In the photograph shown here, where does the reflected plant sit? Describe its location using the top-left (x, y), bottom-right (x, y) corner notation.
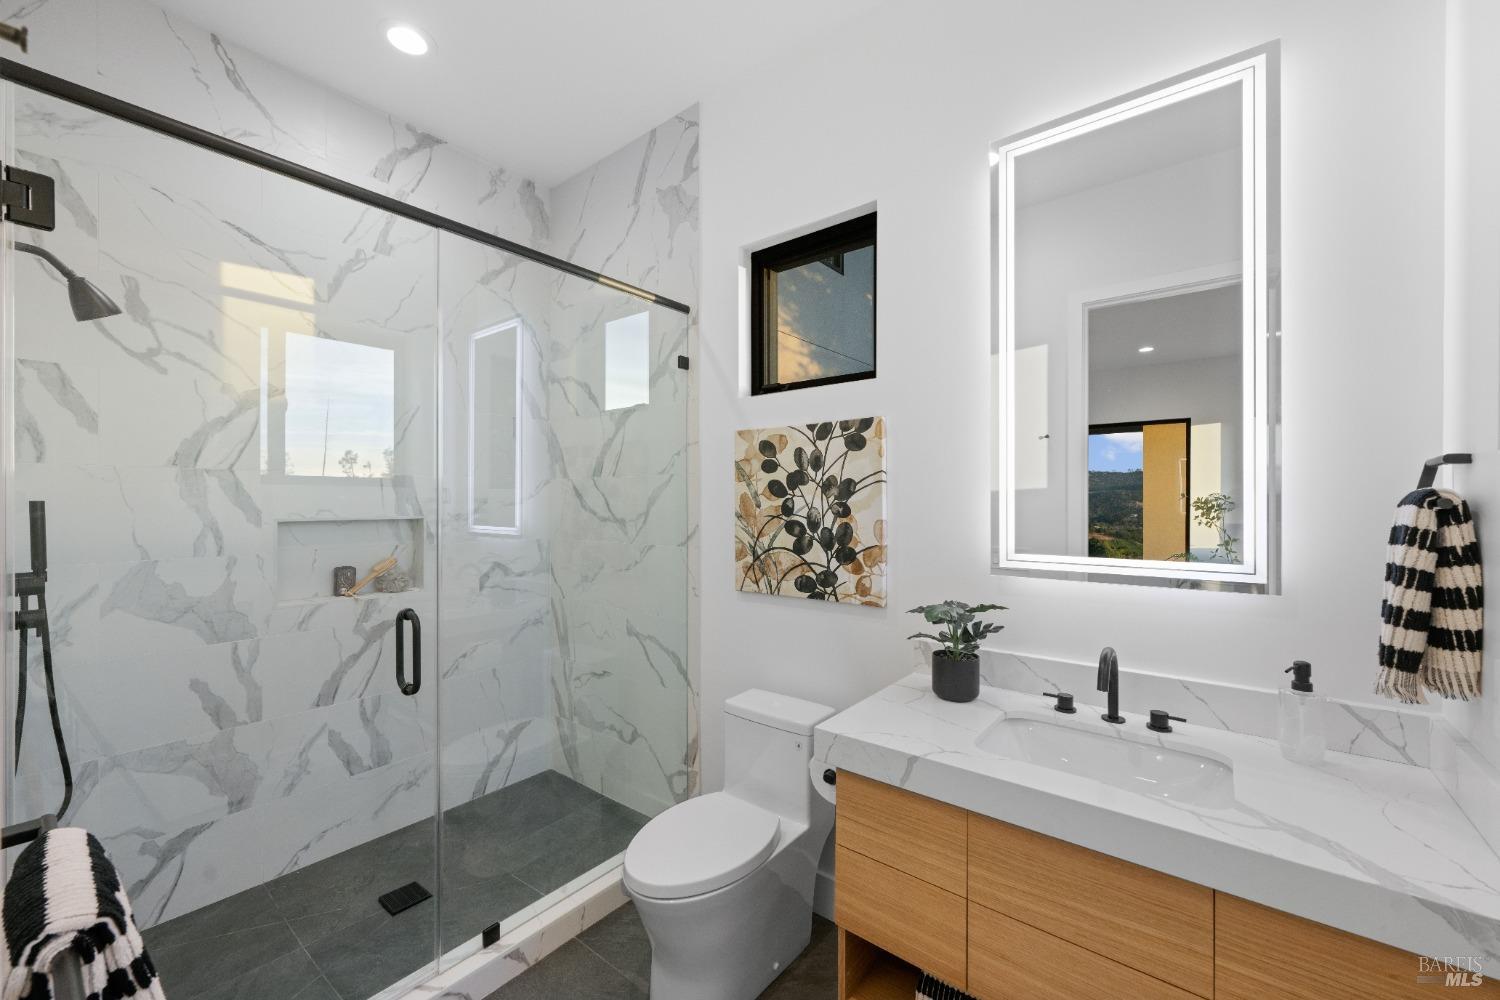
top-left (735, 419), bottom-right (886, 602)
top-left (1173, 492), bottom-right (1238, 563)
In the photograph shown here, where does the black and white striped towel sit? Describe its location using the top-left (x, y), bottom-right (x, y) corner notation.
top-left (2, 827), bottom-right (164, 1000)
top-left (916, 970), bottom-right (976, 1000)
top-left (1377, 488), bottom-right (1484, 704)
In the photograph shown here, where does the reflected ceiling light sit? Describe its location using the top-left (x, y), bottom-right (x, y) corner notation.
top-left (386, 24), bottom-right (429, 55)
top-left (1137, 345), bottom-right (1155, 353)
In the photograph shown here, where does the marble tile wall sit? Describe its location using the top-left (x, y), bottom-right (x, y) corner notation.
top-left (0, 0), bottom-right (699, 940)
top-left (544, 110), bottom-right (700, 816)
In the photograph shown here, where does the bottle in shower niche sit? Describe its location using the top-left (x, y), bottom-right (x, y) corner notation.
top-left (1278, 660), bottom-right (1326, 764)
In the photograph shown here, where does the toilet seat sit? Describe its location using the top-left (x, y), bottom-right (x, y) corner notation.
top-left (623, 792), bottom-right (780, 900)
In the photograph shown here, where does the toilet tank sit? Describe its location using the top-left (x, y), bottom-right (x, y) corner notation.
top-left (723, 690), bottom-right (835, 825)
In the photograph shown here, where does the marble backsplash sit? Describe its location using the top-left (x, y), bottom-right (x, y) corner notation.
top-left (910, 642), bottom-right (1439, 768)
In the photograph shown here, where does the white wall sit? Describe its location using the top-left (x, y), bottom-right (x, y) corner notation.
top-left (697, 0), bottom-right (1447, 790)
top-left (1442, 0), bottom-right (1500, 764)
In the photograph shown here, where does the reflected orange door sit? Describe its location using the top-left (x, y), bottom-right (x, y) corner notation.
top-left (1141, 422), bottom-right (1189, 560)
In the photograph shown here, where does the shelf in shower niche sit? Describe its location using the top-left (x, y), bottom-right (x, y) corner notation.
top-left (275, 517), bottom-right (425, 603)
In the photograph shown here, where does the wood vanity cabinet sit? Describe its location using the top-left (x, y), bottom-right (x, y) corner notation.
top-left (833, 771), bottom-right (1499, 999)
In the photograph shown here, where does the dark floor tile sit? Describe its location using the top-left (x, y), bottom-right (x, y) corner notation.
top-left (444, 771), bottom-right (605, 848)
top-left (439, 875), bottom-right (542, 953)
top-left (185, 944), bottom-right (325, 1000)
top-left (142, 884), bottom-right (283, 953)
top-left (577, 902), bottom-right (651, 991)
top-left (270, 824), bottom-right (439, 948)
top-left (304, 901), bottom-right (440, 1000)
top-left (150, 920), bottom-right (304, 1000)
top-left (289, 977), bottom-right (341, 1000)
top-left (485, 908), bottom-right (838, 1000)
top-left (509, 799), bottom-right (649, 896)
top-left (485, 939), bottom-right (646, 1000)
top-left (761, 916), bottom-right (839, 1000)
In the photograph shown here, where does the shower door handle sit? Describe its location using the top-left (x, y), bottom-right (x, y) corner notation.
top-left (395, 608), bottom-right (421, 696)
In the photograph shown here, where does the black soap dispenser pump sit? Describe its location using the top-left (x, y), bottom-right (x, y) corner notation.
top-left (1277, 660), bottom-right (1325, 764)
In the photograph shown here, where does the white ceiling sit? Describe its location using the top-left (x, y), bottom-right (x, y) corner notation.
top-left (1015, 83), bottom-right (1242, 208)
top-left (1088, 282), bottom-right (1242, 371)
top-left (157, 0), bottom-right (881, 187)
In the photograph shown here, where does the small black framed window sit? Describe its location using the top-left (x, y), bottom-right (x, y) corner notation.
top-left (750, 212), bottom-right (876, 394)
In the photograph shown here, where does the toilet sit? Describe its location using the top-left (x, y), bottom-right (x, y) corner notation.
top-left (623, 689), bottom-right (836, 1000)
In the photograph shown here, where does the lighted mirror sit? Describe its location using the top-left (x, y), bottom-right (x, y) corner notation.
top-left (470, 319), bottom-right (522, 533)
top-left (995, 44), bottom-right (1279, 590)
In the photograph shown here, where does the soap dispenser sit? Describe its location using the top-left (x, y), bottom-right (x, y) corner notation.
top-left (1278, 660), bottom-right (1326, 764)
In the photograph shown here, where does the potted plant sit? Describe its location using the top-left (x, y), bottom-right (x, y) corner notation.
top-left (908, 600), bottom-right (1006, 702)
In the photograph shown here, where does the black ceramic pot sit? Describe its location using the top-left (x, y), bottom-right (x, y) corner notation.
top-left (931, 650), bottom-right (980, 703)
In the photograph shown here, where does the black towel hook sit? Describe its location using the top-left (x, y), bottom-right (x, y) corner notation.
top-left (1418, 453), bottom-right (1472, 508)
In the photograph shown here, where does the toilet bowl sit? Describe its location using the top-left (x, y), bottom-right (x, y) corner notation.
top-left (623, 690), bottom-right (836, 1000)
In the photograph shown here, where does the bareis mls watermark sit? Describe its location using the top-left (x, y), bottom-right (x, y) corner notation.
top-left (1416, 956), bottom-right (1486, 987)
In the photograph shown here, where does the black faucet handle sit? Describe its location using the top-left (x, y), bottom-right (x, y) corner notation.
top-left (1042, 691), bottom-right (1077, 714)
top-left (1147, 709), bottom-right (1186, 733)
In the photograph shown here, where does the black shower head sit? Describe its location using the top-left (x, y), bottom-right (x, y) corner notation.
top-left (15, 241), bottom-right (123, 322)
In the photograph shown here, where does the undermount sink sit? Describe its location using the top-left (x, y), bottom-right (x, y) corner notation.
top-left (976, 715), bottom-right (1236, 808)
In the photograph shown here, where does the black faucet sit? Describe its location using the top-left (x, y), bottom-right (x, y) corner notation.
top-left (1097, 647), bottom-right (1125, 724)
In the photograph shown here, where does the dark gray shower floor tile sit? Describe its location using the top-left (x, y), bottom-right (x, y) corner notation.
top-left (142, 884), bottom-right (283, 953)
top-left (150, 920), bottom-right (304, 1000)
top-left (138, 771), bottom-right (638, 1000)
top-left (187, 945), bottom-right (326, 1000)
top-left (303, 902), bottom-right (439, 1000)
top-left (486, 904), bottom-right (838, 1000)
top-left (509, 799), bottom-right (649, 896)
top-left (440, 875), bottom-right (542, 953)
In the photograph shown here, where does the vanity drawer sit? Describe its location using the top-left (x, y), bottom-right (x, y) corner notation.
top-left (836, 770), bottom-right (967, 895)
top-left (968, 813), bottom-right (1213, 998)
top-left (1216, 893), bottom-right (1500, 998)
top-left (968, 902), bottom-right (1200, 1000)
top-left (835, 845), bottom-right (967, 989)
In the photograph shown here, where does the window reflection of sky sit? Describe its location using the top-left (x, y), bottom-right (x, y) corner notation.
top-left (1088, 431), bottom-right (1143, 472)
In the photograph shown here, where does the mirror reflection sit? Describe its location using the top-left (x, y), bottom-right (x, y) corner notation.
top-left (1000, 52), bottom-right (1273, 585)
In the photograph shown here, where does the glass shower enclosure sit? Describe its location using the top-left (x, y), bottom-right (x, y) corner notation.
top-left (1, 67), bottom-right (690, 1000)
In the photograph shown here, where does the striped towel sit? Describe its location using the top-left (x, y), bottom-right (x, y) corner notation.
top-left (2, 827), bottom-right (164, 1000)
top-left (1377, 488), bottom-right (1484, 703)
top-left (917, 970), bottom-right (976, 999)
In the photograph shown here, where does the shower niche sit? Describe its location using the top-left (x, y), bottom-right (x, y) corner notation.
top-left (274, 516), bottom-right (425, 602)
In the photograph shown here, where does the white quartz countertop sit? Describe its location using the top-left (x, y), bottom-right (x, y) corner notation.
top-left (814, 673), bottom-right (1500, 964)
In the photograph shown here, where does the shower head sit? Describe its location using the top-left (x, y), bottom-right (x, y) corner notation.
top-left (14, 241), bottom-right (123, 322)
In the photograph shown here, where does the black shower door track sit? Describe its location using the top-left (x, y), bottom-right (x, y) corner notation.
top-left (0, 58), bottom-right (691, 315)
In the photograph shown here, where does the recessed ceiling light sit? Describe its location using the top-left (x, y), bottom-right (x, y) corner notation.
top-left (386, 24), bottom-right (429, 56)
top-left (1137, 345), bottom-right (1155, 353)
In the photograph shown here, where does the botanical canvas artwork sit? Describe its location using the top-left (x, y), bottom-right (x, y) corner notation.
top-left (735, 418), bottom-right (887, 605)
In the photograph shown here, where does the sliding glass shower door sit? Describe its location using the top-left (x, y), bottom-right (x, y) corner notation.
top-left (1, 70), bottom-right (692, 1000)
top-left (3, 85), bottom-right (444, 996)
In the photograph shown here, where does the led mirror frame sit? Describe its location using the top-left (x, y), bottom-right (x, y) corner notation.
top-left (992, 43), bottom-right (1279, 590)
top-left (468, 318), bottom-right (524, 536)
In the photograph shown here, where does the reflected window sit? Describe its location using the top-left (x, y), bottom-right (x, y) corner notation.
top-left (750, 213), bottom-right (876, 394)
top-left (470, 319), bottom-right (522, 533)
top-left (232, 262), bottom-right (398, 480)
top-left (605, 311), bottom-right (650, 410)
